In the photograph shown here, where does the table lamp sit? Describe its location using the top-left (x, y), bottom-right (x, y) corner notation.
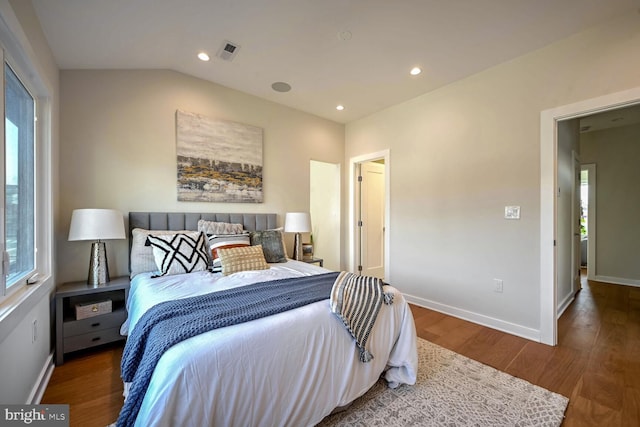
top-left (68, 209), bottom-right (126, 287)
top-left (284, 212), bottom-right (311, 261)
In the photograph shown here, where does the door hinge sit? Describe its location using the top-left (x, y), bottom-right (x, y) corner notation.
top-left (357, 265), bottom-right (362, 272)
top-left (358, 175), bottom-right (363, 182)
top-left (358, 220), bottom-right (363, 227)
top-left (553, 240), bottom-right (556, 246)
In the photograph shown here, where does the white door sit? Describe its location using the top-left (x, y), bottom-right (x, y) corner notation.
top-left (358, 162), bottom-right (385, 278)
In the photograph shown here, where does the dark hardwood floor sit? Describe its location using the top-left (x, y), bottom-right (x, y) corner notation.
top-left (42, 272), bottom-right (640, 426)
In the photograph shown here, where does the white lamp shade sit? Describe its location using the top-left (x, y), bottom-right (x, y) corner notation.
top-left (68, 209), bottom-right (126, 241)
top-left (284, 212), bottom-right (311, 233)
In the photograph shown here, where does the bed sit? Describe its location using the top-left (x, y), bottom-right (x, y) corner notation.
top-left (116, 212), bottom-right (418, 427)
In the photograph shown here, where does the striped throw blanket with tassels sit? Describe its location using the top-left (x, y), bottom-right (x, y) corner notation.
top-left (330, 271), bottom-right (394, 362)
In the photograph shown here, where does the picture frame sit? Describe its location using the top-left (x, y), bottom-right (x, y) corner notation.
top-left (176, 110), bottom-right (263, 203)
top-left (302, 243), bottom-right (313, 260)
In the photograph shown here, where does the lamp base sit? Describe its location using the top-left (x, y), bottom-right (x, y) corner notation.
top-left (88, 241), bottom-right (110, 287)
top-left (292, 233), bottom-right (303, 261)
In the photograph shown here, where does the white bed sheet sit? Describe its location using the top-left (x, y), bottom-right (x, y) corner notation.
top-left (123, 260), bottom-right (418, 427)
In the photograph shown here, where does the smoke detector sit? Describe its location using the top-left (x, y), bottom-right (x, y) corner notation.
top-left (217, 40), bottom-right (240, 61)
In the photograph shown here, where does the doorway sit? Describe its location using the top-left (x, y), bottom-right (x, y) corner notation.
top-left (309, 160), bottom-right (340, 271)
top-left (349, 150), bottom-right (390, 280)
top-left (357, 161), bottom-right (385, 278)
top-left (540, 86), bottom-right (640, 345)
top-left (580, 164), bottom-right (596, 278)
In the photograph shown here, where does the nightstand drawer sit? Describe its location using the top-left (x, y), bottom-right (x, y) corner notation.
top-left (63, 326), bottom-right (124, 353)
top-left (63, 309), bottom-right (126, 337)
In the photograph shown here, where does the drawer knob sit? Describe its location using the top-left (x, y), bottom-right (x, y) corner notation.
top-left (91, 337), bottom-right (101, 342)
top-left (91, 322), bottom-right (100, 327)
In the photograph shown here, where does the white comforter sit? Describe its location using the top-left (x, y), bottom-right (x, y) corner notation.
top-left (122, 260), bottom-right (418, 427)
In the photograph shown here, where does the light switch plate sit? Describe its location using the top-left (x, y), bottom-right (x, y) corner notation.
top-left (505, 206), bottom-right (520, 219)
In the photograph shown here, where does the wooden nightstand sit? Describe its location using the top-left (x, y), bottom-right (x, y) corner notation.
top-left (303, 257), bottom-right (324, 267)
top-left (55, 276), bottom-right (130, 365)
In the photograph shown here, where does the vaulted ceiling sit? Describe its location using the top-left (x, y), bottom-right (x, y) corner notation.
top-left (32, 0), bottom-right (638, 123)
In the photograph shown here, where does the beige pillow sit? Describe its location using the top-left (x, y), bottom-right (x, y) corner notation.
top-left (218, 245), bottom-right (270, 276)
top-left (130, 228), bottom-right (192, 278)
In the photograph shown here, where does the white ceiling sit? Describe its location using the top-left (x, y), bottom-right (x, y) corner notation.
top-left (579, 103), bottom-right (640, 133)
top-left (32, 0), bottom-right (638, 123)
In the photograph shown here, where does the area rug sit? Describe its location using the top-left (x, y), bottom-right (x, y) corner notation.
top-left (317, 338), bottom-right (569, 426)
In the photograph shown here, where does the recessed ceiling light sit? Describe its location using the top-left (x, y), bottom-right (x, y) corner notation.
top-left (271, 82), bottom-right (292, 93)
top-left (336, 105), bottom-right (345, 111)
top-left (197, 52), bottom-right (210, 61)
top-left (410, 67), bottom-right (422, 76)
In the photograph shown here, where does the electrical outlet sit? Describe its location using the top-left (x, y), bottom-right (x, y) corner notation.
top-left (493, 279), bottom-right (503, 293)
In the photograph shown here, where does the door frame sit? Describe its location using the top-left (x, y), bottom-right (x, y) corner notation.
top-left (571, 151), bottom-right (581, 295)
top-left (582, 163), bottom-right (596, 279)
top-left (348, 149), bottom-right (390, 279)
top-left (539, 86), bottom-right (640, 345)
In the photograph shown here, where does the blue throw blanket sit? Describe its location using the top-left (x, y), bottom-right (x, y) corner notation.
top-left (117, 271), bottom-right (340, 427)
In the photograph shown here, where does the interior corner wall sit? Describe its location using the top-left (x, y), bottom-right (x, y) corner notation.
top-left (580, 123), bottom-right (640, 283)
top-left (345, 12), bottom-right (640, 338)
top-left (58, 70), bottom-right (345, 283)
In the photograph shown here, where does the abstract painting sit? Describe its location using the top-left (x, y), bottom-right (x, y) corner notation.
top-left (176, 110), bottom-right (263, 203)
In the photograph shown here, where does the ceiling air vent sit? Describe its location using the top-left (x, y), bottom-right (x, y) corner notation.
top-left (217, 40), bottom-right (240, 61)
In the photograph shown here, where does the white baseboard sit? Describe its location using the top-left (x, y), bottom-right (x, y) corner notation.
top-left (404, 294), bottom-right (541, 343)
top-left (594, 275), bottom-right (640, 288)
top-left (28, 351), bottom-right (54, 404)
top-left (556, 292), bottom-right (575, 318)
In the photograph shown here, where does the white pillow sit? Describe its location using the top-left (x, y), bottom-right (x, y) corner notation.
top-left (147, 231), bottom-right (209, 277)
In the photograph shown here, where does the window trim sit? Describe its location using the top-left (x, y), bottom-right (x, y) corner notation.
top-left (0, 7), bottom-right (53, 305)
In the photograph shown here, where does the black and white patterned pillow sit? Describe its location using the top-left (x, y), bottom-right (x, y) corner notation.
top-left (147, 231), bottom-right (209, 276)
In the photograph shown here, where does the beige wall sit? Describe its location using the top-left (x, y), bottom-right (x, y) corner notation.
top-left (581, 123), bottom-right (640, 283)
top-left (345, 12), bottom-right (640, 338)
top-left (58, 70), bottom-right (344, 282)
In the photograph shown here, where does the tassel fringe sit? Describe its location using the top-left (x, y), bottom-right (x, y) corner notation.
top-left (359, 348), bottom-right (374, 363)
top-left (384, 292), bottom-right (394, 305)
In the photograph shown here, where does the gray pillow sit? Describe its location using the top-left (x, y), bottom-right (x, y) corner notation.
top-left (249, 230), bottom-right (287, 263)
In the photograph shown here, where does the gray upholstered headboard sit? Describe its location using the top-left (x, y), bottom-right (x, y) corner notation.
top-left (128, 212), bottom-right (278, 235)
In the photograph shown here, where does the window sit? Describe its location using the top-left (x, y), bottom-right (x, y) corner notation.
top-left (2, 62), bottom-right (36, 296)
